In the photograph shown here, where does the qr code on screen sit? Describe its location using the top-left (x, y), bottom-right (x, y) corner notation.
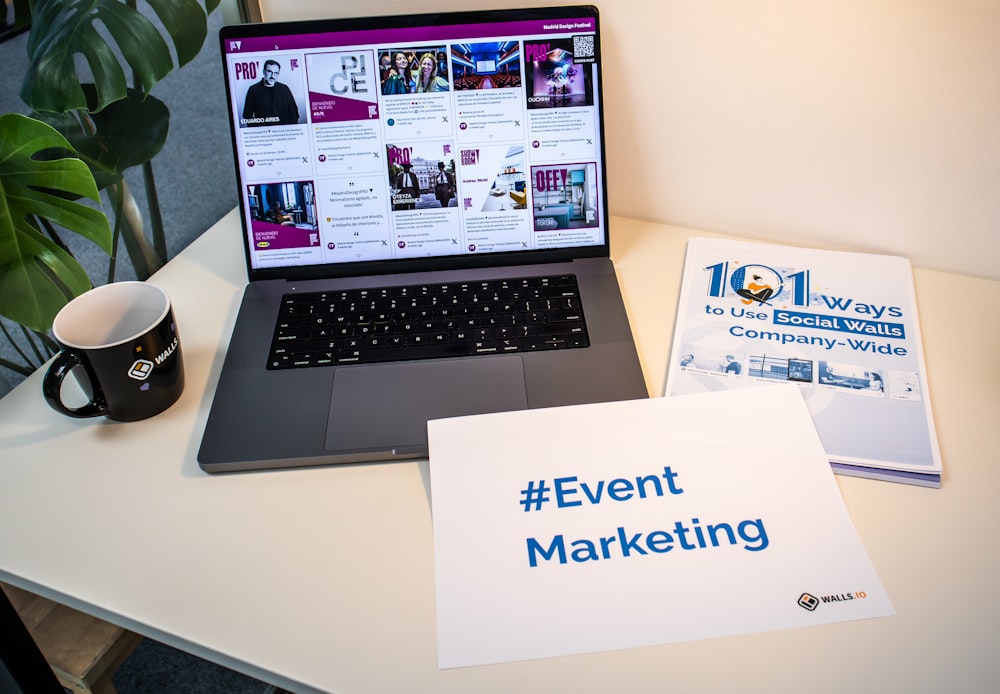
top-left (572, 34), bottom-right (596, 63)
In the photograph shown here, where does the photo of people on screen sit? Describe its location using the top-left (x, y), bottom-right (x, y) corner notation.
top-left (381, 51), bottom-right (414, 95)
top-left (388, 151), bottom-right (457, 211)
top-left (416, 52), bottom-right (450, 93)
top-left (245, 181), bottom-right (319, 252)
top-left (247, 181), bottom-right (316, 230)
top-left (393, 163), bottom-right (420, 210)
top-left (241, 59), bottom-right (300, 127)
top-left (380, 47), bottom-right (449, 95)
top-left (433, 162), bottom-right (456, 208)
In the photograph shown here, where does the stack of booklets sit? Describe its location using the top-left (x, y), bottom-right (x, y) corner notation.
top-left (664, 237), bottom-right (942, 487)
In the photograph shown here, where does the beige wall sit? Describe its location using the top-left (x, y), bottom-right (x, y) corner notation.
top-left (257, 0), bottom-right (1000, 279)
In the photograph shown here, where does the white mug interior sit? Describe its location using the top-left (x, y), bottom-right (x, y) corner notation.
top-left (52, 282), bottom-right (171, 350)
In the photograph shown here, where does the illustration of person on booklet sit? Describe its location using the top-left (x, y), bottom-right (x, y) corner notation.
top-left (737, 275), bottom-right (775, 305)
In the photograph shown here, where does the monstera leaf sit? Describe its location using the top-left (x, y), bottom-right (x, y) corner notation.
top-left (38, 86), bottom-right (170, 186)
top-left (21, 0), bottom-right (221, 114)
top-left (0, 114), bottom-right (113, 332)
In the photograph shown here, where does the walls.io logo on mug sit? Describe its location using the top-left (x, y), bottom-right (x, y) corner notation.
top-left (128, 360), bottom-right (154, 381)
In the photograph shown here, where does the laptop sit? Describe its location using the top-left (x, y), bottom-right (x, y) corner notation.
top-left (198, 5), bottom-right (647, 472)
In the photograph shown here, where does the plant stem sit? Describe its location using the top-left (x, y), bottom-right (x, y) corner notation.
top-left (107, 182), bottom-right (125, 284)
top-left (37, 216), bottom-right (74, 256)
top-left (143, 160), bottom-right (167, 263)
top-left (0, 358), bottom-right (35, 378)
top-left (112, 180), bottom-right (162, 280)
top-left (126, 0), bottom-right (167, 266)
top-left (19, 324), bottom-right (47, 364)
top-left (34, 331), bottom-right (60, 354)
top-left (0, 320), bottom-right (38, 372)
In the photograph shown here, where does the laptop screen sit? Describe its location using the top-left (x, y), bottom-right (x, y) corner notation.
top-left (220, 6), bottom-right (608, 279)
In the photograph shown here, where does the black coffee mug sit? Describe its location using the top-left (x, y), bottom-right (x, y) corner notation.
top-left (42, 282), bottom-right (184, 421)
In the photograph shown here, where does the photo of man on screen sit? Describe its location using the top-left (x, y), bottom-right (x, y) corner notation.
top-left (242, 58), bottom-right (300, 126)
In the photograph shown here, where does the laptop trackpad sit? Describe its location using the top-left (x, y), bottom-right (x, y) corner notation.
top-left (325, 356), bottom-right (528, 453)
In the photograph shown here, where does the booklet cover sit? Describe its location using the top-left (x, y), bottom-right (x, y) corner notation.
top-left (664, 237), bottom-right (942, 487)
top-left (428, 386), bottom-right (894, 669)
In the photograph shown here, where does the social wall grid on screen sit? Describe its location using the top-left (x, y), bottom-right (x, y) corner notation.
top-left (223, 18), bottom-right (605, 270)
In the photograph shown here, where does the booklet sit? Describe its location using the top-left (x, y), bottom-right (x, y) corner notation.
top-left (428, 386), bottom-right (894, 669)
top-left (664, 237), bottom-right (942, 487)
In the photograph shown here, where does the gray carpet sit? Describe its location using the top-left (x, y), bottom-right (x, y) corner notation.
top-left (111, 639), bottom-right (275, 693)
top-left (2, 9), bottom-right (282, 694)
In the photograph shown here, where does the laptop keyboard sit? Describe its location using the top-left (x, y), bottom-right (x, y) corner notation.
top-left (267, 274), bottom-right (590, 369)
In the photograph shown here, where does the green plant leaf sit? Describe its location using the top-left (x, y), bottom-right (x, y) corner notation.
top-left (38, 87), bottom-right (170, 181)
top-left (22, 0), bottom-right (213, 114)
top-left (34, 110), bottom-right (126, 191)
top-left (0, 114), bottom-right (113, 332)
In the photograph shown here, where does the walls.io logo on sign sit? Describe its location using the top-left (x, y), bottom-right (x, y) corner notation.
top-left (798, 590), bottom-right (869, 611)
top-left (797, 593), bottom-right (820, 611)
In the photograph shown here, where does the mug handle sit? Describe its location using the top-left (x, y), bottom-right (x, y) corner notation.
top-left (42, 350), bottom-right (108, 418)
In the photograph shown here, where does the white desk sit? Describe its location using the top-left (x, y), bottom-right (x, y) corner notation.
top-left (1, 211), bottom-right (998, 693)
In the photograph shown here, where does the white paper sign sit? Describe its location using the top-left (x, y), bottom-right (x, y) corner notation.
top-left (428, 385), bottom-right (893, 668)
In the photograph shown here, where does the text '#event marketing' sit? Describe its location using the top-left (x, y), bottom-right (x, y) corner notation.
top-left (518, 466), bottom-right (770, 567)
